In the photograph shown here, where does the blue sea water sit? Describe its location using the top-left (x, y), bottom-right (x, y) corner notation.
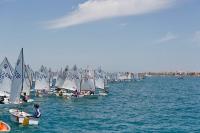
top-left (1, 76), bottom-right (200, 132)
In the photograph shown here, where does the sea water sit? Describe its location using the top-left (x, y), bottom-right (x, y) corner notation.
top-left (1, 76), bottom-right (200, 132)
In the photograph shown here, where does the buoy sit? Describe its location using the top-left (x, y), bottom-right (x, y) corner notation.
top-left (22, 117), bottom-right (29, 126)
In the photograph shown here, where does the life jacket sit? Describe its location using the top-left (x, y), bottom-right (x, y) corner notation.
top-left (34, 108), bottom-right (41, 118)
top-left (22, 96), bottom-right (27, 102)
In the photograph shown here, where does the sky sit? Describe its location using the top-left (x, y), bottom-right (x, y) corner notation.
top-left (0, 0), bottom-right (200, 72)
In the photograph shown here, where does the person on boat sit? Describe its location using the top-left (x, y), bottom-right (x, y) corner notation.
top-left (0, 95), bottom-right (7, 104)
top-left (84, 91), bottom-right (90, 96)
top-left (33, 104), bottom-right (41, 118)
top-left (72, 90), bottom-right (78, 97)
top-left (22, 93), bottom-right (29, 102)
top-left (42, 89), bottom-right (48, 95)
top-left (0, 96), bottom-right (5, 104)
top-left (59, 90), bottom-right (63, 96)
top-left (35, 90), bottom-right (39, 97)
top-left (90, 91), bottom-right (94, 95)
top-left (104, 88), bottom-right (109, 94)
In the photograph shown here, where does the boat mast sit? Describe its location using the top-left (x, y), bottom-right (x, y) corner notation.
top-left (80, 74), bottom-right (82, 92)
top-left (104, 77), bottom-right (105, 90)
top-left (93, 70), bottom-right (96, 91)
top-left (21, 48), bottom-right (24, 92)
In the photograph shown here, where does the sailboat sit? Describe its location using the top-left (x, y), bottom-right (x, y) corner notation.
top-left (95, 78), bottom-right (108, 96)
top-left (127, 72), bottom-right (133, 81)
top-left (34, 71), bottom-right (50, 97)
top-left (53, 68), bottom-right (68, 97)
top-left (134, 73), bottom-right (141, 81)
top-left (62, 79), bottom-right (78, 97)
top-left (9, 48), bottom-right (24, 104)
top-left (21, 65), bottom-right (33, 96)
top-left (9, 48), bottom-right (39, 125)
top-left (55, 69), bottom-right (65, 89)
top-left (95, 71), bottom-right (108, 96)
top-left (60, 70), bottom-right (81, 98)
top-left (0, 57), bottom-right (14, 104)
top-left (9, 48), bottom-right (33, 104)
top-left (78, 70), bottom-right (98, 99)
top-left (20, 65), bottom-right (34, 103)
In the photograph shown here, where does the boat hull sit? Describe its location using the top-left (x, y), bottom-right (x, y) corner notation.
top-left (9, 109), bottom-right (39, 125)
top-left (70, 94), bottom-right (98, 99)
top-left (99, 92), bottom-right (108, 96)
top-left (83, 94), bottom-right (98, 99)
top-left (0, 121), bottom-right (11, 132)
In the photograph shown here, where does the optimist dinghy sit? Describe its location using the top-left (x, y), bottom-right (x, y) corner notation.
top-left (9, 109), bottom-right (39, 125)
top-left (0, 121), bottom-right (11, 132)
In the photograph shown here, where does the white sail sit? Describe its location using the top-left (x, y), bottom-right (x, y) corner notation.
top-left (61, 70), bottom-right (80, 91)
top-left (34, 71), bottom-right (49, 91)
top-left (21, 65), bottom-right (32, 95)
top-left (134, 73), bottom-right (139, 80)
top-left (9, 48), bottom-right (24, 104)
top-left (94, 70), bottom-right (105, 90)
top-left (71, 68), bottom-right (81, 92)
top-left (35, 78), bottom-right (49, 91)
top-left (62, 79), bottom-right (77, 91)
top-left (127, 73), bottom-right (132, 80)
top-left (81, 78), bottom-right (95, 92)
top-left (74, 79), bottom-right (81, 92)
top-left (80, 69), bottom-right (95, 92)
top-left (118, 73), bottom-right (127, 80)
top-left (55, 73), bottom-right (65, 88)
top-left (95, 78), bottom-right (104, 89)
top-left (0, 57), bottom-right (14, 96)
top-left (22, 78), bottom-right (31, 95)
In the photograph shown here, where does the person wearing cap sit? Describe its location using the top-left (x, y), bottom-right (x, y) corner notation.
top-left (72, 90), bottom-right (78, 97)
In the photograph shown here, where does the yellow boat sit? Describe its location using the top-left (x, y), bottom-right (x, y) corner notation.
top-left (0, 121), bottom-right (10, 132)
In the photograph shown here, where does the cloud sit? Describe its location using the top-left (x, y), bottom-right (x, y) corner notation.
top-left (46, 0), bottom-right (175, 29)
top-left (156, 32), bottom-right (177, 44)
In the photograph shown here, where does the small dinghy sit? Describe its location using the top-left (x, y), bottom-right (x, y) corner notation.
top-left (0, 121), bottom-right (11, 132)
top-left (9, 109), bottom-right (39, 125)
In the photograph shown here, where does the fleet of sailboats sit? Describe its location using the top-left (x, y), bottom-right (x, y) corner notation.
top-left (0, 48), bottom-right (144, 105)
top-left (0, 48), bottom-right (143, 128)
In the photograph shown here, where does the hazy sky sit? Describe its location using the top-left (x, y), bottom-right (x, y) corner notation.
top-left (0, 0), bottom-right (200, 72)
